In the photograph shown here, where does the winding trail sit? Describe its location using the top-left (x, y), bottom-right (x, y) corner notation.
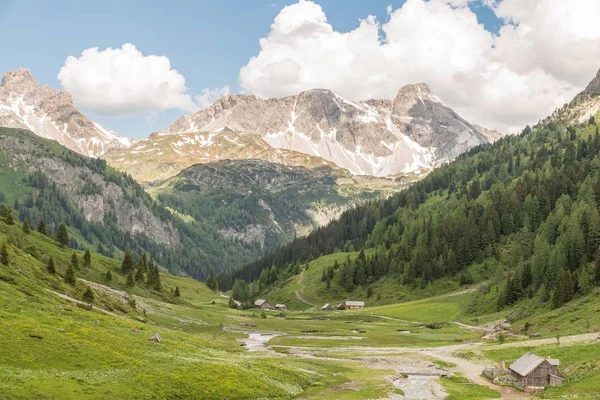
top-left (294, 270), bottom-right (317, 310)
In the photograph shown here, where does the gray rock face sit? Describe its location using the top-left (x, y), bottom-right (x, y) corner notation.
top-left (0, 69), bottom-right (132, 157)
top-left (165, 84), bottom-right (499, 177)
top-left (548, 68), bottom-right (600, 125)
top-left (583, 68), bottom-right (600, 96)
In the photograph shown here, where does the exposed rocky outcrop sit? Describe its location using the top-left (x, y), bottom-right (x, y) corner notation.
top-left (0, 69), bottom-right (133, 157)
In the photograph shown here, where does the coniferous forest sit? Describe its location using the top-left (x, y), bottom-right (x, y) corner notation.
top-left (225, 119), bottom-right (600, 312)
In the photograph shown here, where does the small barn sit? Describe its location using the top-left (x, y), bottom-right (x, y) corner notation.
top-left (254, 299), bottom-right (274, 310)
top-left (509, 352), bottom-right (564, 389)
top-left (274, 304), bottom-right (287, 311)
top-left (344, 300), bottom-right (365, 310)
top-left (321, 304), bottom-right (333, 311)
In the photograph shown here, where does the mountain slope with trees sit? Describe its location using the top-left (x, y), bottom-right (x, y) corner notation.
top-left (226, 71), bottom-right (600, 318)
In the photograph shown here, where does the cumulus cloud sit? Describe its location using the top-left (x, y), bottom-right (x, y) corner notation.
top-left (58, 43), bottom-right (198, 117)
top-left (239, 0), bottom-right (600, 132)
top-left (195, 86), bottom-right (231, 110)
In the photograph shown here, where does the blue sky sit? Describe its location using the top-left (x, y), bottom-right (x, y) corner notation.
top-left (2, 0), bottom-right (596, 137)
top-left (0, 1), bottom-right (503, 137)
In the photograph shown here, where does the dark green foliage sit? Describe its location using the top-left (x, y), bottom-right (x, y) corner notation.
top-left (126, 271), bottom-right (135, 288)
top-left (71, 252), bottom-right (79, 270)
top-left (135, 261), bottom-right (145, 282)
top-left (228, 296), bottom-right (236, 309)
top-left (64, 265), bottom-right (76, 286)
top-left (46, 256), bottom-right (56, 274)
top-left (37, 220), bottom-right (47, 236)
top-left (56, 223), bottom-right (69, 248)
top-left (231, 279), bottom-right (251, 303)
top-left (22, 220), bottom-right (31, 234)
top-left (6, 210), bottom-right (14, 225)
top-left (367, 286), bottom-right (373, 298)
top-left (1, 242), bottom-right (9, 266)
top-left (552, 269), bottom-right (574, 309)
top-left (121, 249), bottom-right (134, 275)
top-left (145, 260), bottom-right (162, 291)
top-left (206, 267), bottom-right (218, 292)
top-left (83, 249), bottom-right (91, 269)
top-left (174, 286), bottom-right (180, 297)
top-left (82, 286), bottom-right (94, 303)
top-left (105, 269), bottom-right (112, 282)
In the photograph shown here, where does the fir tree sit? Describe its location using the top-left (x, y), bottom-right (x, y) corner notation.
top-left (5, 210), bottom-right (14, 225)
top-left (37, 220), bottom-right (47, 236)
top-left (22, 220), bottom-right (31, 234)
top-left (56, 223), bottom-right (69, 248)
top-left (153, 266), bottom-right (162, 291)
top-left (228, 296), bottom-right (236, 309)
top-left (135, 262), bottom-right (145, 282)
top-left (206, 267), bottom-right (218, 292)
top-left (71, 252), bottom-right (79, 269)
top-left (121, 249), bottom-right (134, 275)
top-left (64, 265), bottom-right (76, 286)
top-left (1, 242), bottom-right (9, 266)
top-left (82, 286), bottom-right (94, 303)
top-left (83, 249), bottom-right (91, 270)
top-left (105, 269), bottom-right (112, 282)
top-left (174, 286), bottom-right (180, 297)
top-left (126, 271), bottom-right (135, 287)
top-left (46, 256), bottom-right (56, 274)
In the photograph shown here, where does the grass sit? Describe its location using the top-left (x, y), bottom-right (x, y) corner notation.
top-left (440, 376), bottom-right (501, 399)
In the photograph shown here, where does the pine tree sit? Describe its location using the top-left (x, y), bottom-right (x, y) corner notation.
top-left (46, 256), bottom-right (56, 274)
top-left (22, 221), bottom-right (31, 234)
top-left (71, 252), bottom-right (79, 269)
top-left (1, 242), bottom-right (9, 266)
top-left (83, 249), bottom-right (91, 270)
top-left (105, 269), bottom-right (112, 282)
top-left (135, 262), bottom-right (145, 282)
top-left (82, 286), bottom-right (94, 303)
top-left (6, 210), bottom-right (14, 225)
top-left (206, 267), bottom-right (218, 292)
top-left (126, 271), bottom-right (135, 287)
top-left (37, 220), bottom-right (47, 236)
top-left (228, 296), bottom-right (236, 309)
top-left (56, 223), bottom-right (69, 248)
top-left (121, 249), bottom-right (134, 275)
top-left (64, 265), bottom-right (76, 286)
top-left (174, 286), bottom-right (180, 297)
top-left (153, 266), bottom-right (162, 291)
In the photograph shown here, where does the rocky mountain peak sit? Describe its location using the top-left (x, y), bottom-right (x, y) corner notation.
top-left (393, 83), bottom-right (440, 106)
top-left (583, 68), bottom-right (600, 96)
top-left (1, 68), bottom-right (37, 88)
top-left (0, 69), bottom-right (132, 157)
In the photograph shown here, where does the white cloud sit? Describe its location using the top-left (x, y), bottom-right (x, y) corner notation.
top-left (239, 0), bottom-right (600, 132)
top-left (58, 43), bottom-right (199, 117)
top-left (195, 86), bottom-right (231, 110)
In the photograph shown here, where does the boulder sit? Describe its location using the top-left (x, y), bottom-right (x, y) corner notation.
top-left (149, 333), bottom-right (162, 343)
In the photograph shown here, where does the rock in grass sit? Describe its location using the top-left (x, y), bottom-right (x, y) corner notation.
top-left (149, 333), bottom-right (162, 343)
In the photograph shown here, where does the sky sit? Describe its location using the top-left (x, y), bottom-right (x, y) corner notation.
top-left (1, 0), bottom-right (599, 138)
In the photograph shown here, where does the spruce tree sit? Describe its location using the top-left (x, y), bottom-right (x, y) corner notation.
top-left (6, 210), bottom-right (14, 225)
top-left (56, 223), bottom-right (69, 248)
top-left (22, 220), bottom-right (31, 234)
top-left (37, 220), bottom-right (47, 236)
top-left (135, 262), bottom-right (145, 282)
top-left (71, 252), bottom-right (79, 269)
top-left (105, 269), bottom-right (112, 282)
top-left (153, 266), bottom-right (162, 291)
top-left (121, 249), bottom-right (134, 275)
top-left (228, 296), bottom-right (236, 309)
top-left (1, 242), bottom-right (9, 266)
top-left (82, 286), bottom-right (94, 303)
top-left (83, 249), bottom-right (91, 270)
top-left (46, 256), bottom-right (56, 274)
top-left (206, 267), bottom-right (218, 292)
top-left (174, 286), bottom-right (180, 297)
top-left (126, 271), bottom-right (135, 287)
top-left (64, 265), bottom-right (76, 286)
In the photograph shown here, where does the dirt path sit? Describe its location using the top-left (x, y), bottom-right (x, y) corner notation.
top-left (294, 271), bottom-right (317, 310)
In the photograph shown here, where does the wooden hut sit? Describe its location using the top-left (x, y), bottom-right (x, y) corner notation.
top-left (254, 299), bottom-right (274, 310)
top-left (508, 352), bottom-right (564, 389)
top-left (343, 300), bottom-right (365, 310)
top-left (274, 304), bottom-right (287, 311)
top-left (321, 304), bottom-right (333, 311)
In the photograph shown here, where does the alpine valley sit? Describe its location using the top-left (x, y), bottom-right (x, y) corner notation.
top-left (2, 63), bottom-right (600, 399)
